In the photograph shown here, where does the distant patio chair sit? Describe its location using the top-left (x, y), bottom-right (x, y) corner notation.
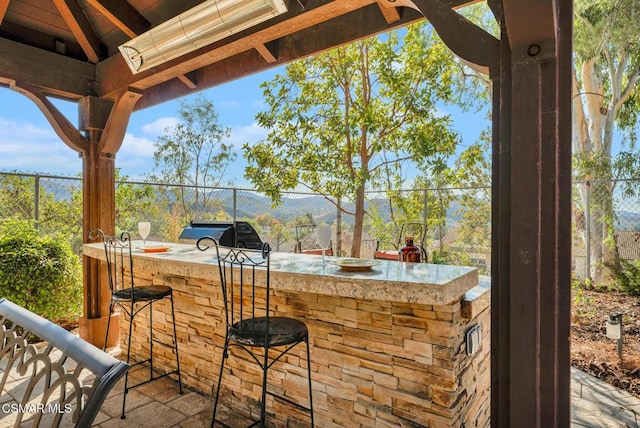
top-left (374, 222), bottom-right (428, 262)
top-left (294, 224), bottom-right (333, 256)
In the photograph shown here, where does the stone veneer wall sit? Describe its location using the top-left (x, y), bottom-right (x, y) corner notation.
top-left (120, 266), bottom-right (490, 427)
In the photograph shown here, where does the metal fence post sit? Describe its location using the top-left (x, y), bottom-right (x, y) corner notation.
top-left (34, 174), bottom-right (40, 229)
top-left (423, 188), bottom-right (428, 227)
top-left (585, 181), bottom-right (591, 282)
top-left (233, 189), bottom-right (237, 223)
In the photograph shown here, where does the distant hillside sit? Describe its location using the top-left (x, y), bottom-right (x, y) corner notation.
top-left (228, 191), bottom-right (395, 224)
top-left (616, 210), bottom-right (640, 231)
top-left (211, 190), bottom-right (467, 225)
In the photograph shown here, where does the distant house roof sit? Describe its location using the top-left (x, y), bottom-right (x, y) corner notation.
top-left (616, 230), bottom-right (640, 260)
top-left (572, 230), bottom-right (640, 260)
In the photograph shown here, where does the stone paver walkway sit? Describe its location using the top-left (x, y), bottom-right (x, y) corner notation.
top-left (86, 365), bottom-right (640, 427)
top-left (572, 367), bottom-right (640, 427)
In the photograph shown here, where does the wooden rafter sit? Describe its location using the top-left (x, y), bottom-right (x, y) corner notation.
top-left (98, 0), bottom-right (405, 97)
top-left (376, 0), bottom-right (402, 23)
top-left (255, 43), bottom-right (277, 63)
top-left (8, 80), bottom-right (89, 153)
top-left (176, 73), bottom-right (197, 89)
top-left (86, 0), bottom-right (149, 38)
top-left (52, 0), bottom-right (100, 63)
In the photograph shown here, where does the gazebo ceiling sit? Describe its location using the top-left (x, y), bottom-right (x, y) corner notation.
top-left (0, 0), bottom-right (475, 110)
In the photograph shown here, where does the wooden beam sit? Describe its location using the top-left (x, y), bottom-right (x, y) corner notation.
top-left (98, 0), bottom-right (466, 98)
top-left (99, 88), bottom-right (142, 155)
top-left (133, 2), bottom-right (426, 109)
top-left (134, 0), bottom-right (477, 110)
top-left (52, 0), bottom-right (101, 63)
top-left (414, 0), bottom-right (499, 71)
top-left (86, 0), bottom-right (149, 38)
top-left (0, 38), bottom-right (96, 100)
top-left (0, 0), bottom-right (9, 24)
top-left (79, 95), bottom-right (117, 346)
top-left (9, 80), bottom-right (89, 153)
top-left (98, 0), bottom-right (381, 96)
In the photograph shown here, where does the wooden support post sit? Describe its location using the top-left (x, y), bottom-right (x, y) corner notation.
top-left (78, 96), bottom-right (120, 348)
top-left (491, 1), bottom-right (573, 426)
top-left (77, 91), bottom-right (141, 347)
top-left (404, 0), bottom-right (572, 425)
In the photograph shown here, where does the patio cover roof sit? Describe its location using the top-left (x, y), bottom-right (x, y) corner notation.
top-left (0, 1), bottom-right (572, 427)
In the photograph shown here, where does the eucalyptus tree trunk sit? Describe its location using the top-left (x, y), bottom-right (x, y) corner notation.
top-left (351, 185), bottom-right (365, 258)
top-left (572, 58), bottom-right (632, 283)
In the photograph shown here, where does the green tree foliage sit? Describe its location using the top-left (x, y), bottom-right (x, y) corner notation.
top-left (149, 94), bottom-right (235, 224)
top-left (0, 171), bottom-right (156, 254)
top-left (573, 0), bottom-right (640, 282)
top-left (0, 219), bottom-right (82, 320)
top-left (245, 23), bottom-right (467, 256)
top-left (252, 214), bottom-right (291, 251)
top-left (607, 259), bottom-right (640, 294)
top-left (0, 173), bottom-right (34, 220)
top-left (450, 133), bottom-right (491, 252)
top-left (114, 178), bottom-right (157, 235)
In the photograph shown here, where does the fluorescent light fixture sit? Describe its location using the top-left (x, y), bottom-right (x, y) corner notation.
top-left (118, 0), bottom-right (288, 74)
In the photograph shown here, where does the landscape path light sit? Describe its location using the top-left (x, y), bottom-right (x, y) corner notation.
top-left (605, 313), bottom-right (623, 365)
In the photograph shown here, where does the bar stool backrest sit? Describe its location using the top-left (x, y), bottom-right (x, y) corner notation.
top-left (198, 237), bottom-right (272, 341)
top-left (88, 229), bottom-right (134, 294)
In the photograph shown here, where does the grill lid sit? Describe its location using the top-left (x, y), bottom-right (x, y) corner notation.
top-left (178, 221), bottom-right (263, 249)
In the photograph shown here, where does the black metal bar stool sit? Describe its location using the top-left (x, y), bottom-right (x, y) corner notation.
top-left (197, 238), bottom-right (314, 427)
top-left (88, 228), bottom-right (183, 419)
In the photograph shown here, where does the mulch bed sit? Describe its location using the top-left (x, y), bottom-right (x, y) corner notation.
top-left (571, 288), bottom-right (640, 397)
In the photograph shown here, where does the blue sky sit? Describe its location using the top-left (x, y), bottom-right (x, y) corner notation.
top-left (0, 66), bottom-right (489, 187)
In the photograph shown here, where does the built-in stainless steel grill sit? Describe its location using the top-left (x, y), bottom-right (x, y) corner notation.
top-left (178, 221), bottom-right (263, 249)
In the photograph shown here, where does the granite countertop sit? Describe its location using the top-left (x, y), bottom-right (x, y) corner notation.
top-left (83, 241), bottom-right (478, 305)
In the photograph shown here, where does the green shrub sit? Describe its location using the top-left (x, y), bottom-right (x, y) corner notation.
top-left (607, 259), bottom-right (640, 294)
top-left (430, 250), bottom-right (473, 267)
top-left (0, 219), bottom-right (82, 321)
top-left (607, 259), bottom-right (640, 295)
top-left (431, 250), bottom-right (452, 265)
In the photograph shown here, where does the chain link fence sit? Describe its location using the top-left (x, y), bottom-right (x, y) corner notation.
top-left (0, 171), bottom-right (493, 272)
top-left (8, 172), bottom-right (639, 278)
top-left (573, 179), bottom-right (640, 281)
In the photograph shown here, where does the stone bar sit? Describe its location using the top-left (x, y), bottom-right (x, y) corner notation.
top-left (84, 241), bottom-right (490, 427)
